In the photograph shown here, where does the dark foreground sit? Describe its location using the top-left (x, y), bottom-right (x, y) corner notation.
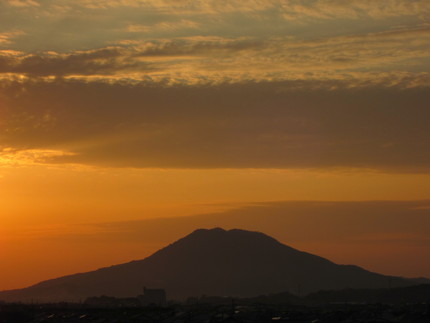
top-left (1, 302), bottom-right (430, 323)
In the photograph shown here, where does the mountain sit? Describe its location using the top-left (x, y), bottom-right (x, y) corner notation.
top-left (0, 228), bottom-right (428, 303)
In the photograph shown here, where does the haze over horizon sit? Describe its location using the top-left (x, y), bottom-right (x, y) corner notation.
top-left (1, 0), bottom-right (430, 291)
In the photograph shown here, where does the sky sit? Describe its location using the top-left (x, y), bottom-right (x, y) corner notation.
top-left (1, 0), bottom-right (430, 291)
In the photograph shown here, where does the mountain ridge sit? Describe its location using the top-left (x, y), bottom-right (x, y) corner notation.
top-left (1, 228), bottom-right (428, 303)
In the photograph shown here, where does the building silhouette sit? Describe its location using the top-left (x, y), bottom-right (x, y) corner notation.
top-left (138, 287), bottom-right (167, 306)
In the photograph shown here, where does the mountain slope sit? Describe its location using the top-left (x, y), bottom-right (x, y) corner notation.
top-left (0, 228), bottom-right (428, 302)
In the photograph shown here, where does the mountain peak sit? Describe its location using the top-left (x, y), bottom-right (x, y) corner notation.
top-left (189, 227), bottom-right (226, 235)
top-left (187, 227), bottom-right (277, 240)
top-left (173, 227), bottom-right (284, 252)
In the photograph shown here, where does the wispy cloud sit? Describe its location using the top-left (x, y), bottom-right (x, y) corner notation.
top-left (0, 147), bottom-right (75, 167)
top-left (90, 199), bottom-right (430, 242)
top-left (25, 200), bottom-right (430, 277)
top-left (6, 0), bottom-right (39, 8)
top-left (76, 0), bottom-right (430, 20)
top-left (0, 47), bottom-right (156, 77)
top-left (1, 24), bottom-right (429, 85)
top-left (2, 0), bottom-right (429, 53)
top-left (127, 20), bottom-right (200, 33)
top-left (0, 31), bottom-right (24, 45)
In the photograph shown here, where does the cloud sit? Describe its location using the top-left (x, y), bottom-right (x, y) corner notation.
top-left (0, 47), bottom-right (157, 77)
top-left (6, 200), bottom-right (429, 284)
top-left (1, 1), bottom-right (429, 172)
top-left (4, 0), bottom-right (428, 20)
top-left (87, 200), bottom-right (430, 243)
top-left (0, 31), bottom-right (24, 45)
top-left (6, 0), bottom-right (39, 7)
top-left (127, 20), bottom-right (200, 33)
top-left (279, 0), bottom-right (430, 20)
top-left (0, 147), bottom-right (75, 167)
top-left (2, 0), bottom-right (429, 53)
top-left (32, 199), bottom-right (430, 278)
top-left (76, 0), bottom-right (430, 20)
top-left (1, 79), bottom-right (429, 171)
top-left (1, 24), bottom-right (429, 84)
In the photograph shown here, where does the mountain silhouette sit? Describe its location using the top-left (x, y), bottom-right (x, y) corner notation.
top-left (0, 228), bottom-right (428, 302)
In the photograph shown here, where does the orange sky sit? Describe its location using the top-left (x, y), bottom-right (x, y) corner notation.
top-left (1, 0), bottom-right (430, 291)
top-left (1, 163), bottom-right (430, 290)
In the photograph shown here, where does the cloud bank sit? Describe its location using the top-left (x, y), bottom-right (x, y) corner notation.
top-left (1, 80), bottom-right (429, 171)
top-left (1, 0), bottom-right (429, 172)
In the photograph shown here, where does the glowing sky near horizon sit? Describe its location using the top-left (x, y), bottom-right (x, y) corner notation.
top-left (1, 0), bottom-right (430, 291)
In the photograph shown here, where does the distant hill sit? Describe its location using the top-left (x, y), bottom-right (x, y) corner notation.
top-left (187, 284), bottom-right (430, 306)
top-left (0, 228), bottom-right (428, 302)
top-left (304, 284), bottom-right (430, 305)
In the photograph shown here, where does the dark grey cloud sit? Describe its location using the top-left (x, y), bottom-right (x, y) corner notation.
top-left (0, 47), bottom-right (157, 77)
top-left (21, 199), bottom-right (428, 279)
top-left (133, 38), bottom-right (267, 56)
top-left (40, 200), bottom-right (430, 279)
top-left (1, 79), bottom-right (430, 171)
top-left (76, 200), bottom-right (430, 244)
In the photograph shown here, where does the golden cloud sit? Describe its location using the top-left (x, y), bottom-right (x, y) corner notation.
top-left (0, 148), bottom-right (76, 167)
top-left (6, 0), bottom-right (39, 7)
top-left (0, 24), bottom-right (429, 87)
top-left (76, 0), bottom-right (430, 20)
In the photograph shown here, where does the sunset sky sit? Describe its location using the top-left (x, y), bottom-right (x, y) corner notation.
top-left (1, 0), bottom-right (430, 291)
